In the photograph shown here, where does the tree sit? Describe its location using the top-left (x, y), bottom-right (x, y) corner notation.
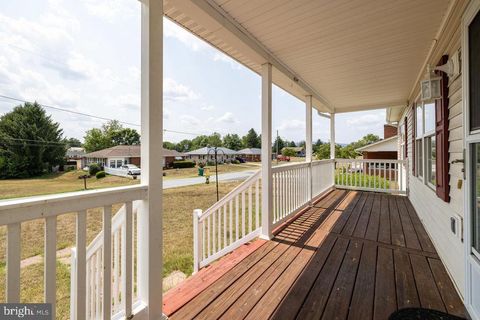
top-left (65, 137), bottom-right (82, 148)
top-left (0, 102), bottom-right (65, 178)
top-left (163, 141), bottom-right (176, 150)
top-left (223, 134), bottom-right (242, 150)
top-left (242, 128), bottom-right (261, 148)
top-left (175, 139), bottom-right (192, 152)
top-left (287, 141), bottom-right (297, 147)
top-left (273, 136), bottom-right (286, 154)
top-left (207, 132), bottom-right (222, 147)
top-left (282, 147), bottom-right (297, 157)
top-left (83, 120), bottom-right (140, 152)
top-left (111, 127), bottom-right (140, 146)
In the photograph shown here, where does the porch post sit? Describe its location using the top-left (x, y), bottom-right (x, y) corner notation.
top-left (139, 0), bottom-right (164, 319)
top-left (261, 63), bottom-right (273, 240)
top-left (305, 95), bottom-right (313, 162)
top-left (330, 113), bottom-right (335, 159)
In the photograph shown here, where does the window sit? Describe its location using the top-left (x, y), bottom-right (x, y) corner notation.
top-left (110, 160), bottom-right (115, 168)
top-left (416, 139), bottom-right (423, 177)
top-left (399, 122), bottom-right (405, 160)
top-left (117, 160), bottom-right (123, 168)
top-left (426, 136), bottom-right (436, 186)
top-left (415, 101), bottom-right (436, 188)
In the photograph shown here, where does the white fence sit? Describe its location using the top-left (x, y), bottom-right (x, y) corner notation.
top-left (193, 160), bottom-right (335, 271)
top-left (272, 160), bottom-right (335, 227)
top-left (70, 202), bottom-right (141, 319)
top-left (193, 171), bottom-right (262, 272)
top-left (334, 159), bottom-right (408, 194)
top-left (0, 185), bottom-right (147, 319)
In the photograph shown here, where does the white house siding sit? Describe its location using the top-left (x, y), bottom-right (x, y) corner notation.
top-left (398, 1), bottom-right (468, 298)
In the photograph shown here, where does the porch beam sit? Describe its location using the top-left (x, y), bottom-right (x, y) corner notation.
top-left (305, 95), bottom-right (313, 162)
top-left (330, 113), bottom-right (335, 159)
top-left (139, 0), bottom-right (164, 319)
top-left (261, 63), bottom-right (273, 240)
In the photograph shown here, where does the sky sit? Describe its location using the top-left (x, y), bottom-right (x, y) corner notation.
top-left (0, 0), bottom-right (387, 145)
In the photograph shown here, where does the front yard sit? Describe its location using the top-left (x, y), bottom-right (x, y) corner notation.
top-left (0, 171), bottom-right (241, 319)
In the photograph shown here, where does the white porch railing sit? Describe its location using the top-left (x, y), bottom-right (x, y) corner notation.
top-left (272, 160), bottom-right (335, 227)
top-left (193, 171), bottom-right (262, 272)
top-left (334, 159), bottom-right (408, 194)
top-left (193, 160), bottom-right (335, 271)
top-left (0, 185), bottom-right (147, 319)
top-left (70, 201), bottom-right (141, 320)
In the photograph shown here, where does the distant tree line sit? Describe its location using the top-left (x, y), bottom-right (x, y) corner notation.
top-left (0, 102), bottom-right (381, 179)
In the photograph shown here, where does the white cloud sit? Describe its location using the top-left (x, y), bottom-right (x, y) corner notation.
top-left (164, 78), bottom-right (199, 102)
top-left (216, 112), bottom-right (238, 124)
top-left (201, 105), bottom-right (215, 111)
top-left (180, 114), bottom-right (201, 126)
top-left (83, 0), bottom-right (137, 23)
top-left (277, 119), bottom-right (305, 131)
top-left (346, 113), bottom-right (384, 129)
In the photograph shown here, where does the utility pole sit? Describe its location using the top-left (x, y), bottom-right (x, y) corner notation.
top-left (276, 130), bottom-right (279, 165)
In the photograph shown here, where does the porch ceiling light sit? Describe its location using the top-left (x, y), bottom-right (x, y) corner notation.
top-left (420, 65), bottom-right (442, 101)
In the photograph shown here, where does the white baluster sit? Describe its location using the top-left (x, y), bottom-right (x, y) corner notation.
top-left (76, 210), bottom-right (87, 319)
top-left (44, 216), bottom-right (57, 316)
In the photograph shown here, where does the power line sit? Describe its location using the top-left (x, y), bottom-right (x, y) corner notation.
top-left (0, 94), bottom-right (214, 138)
top-left (0, 94), bottom-right (141, 127)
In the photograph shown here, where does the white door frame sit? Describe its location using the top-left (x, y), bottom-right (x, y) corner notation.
top-left (463, 0), bottom-right (480, 318)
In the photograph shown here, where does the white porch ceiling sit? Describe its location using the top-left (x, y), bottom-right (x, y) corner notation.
top-left (164, 0), bottom-right (454, 113)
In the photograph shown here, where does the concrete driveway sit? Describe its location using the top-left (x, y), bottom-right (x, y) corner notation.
top-left (163, 170), bottom-right (257, 189)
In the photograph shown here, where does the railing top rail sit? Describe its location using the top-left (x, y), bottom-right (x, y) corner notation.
top-left (335, 158), bottom-right (407, 164)
top-left (311, 159), bottom-right (335, 165)
top-left (0, 185), bottom-right (147, 225)
top-left (272, 161), bottom-right (310, 172)
top-left (199, 170), bottom-right (260, 221)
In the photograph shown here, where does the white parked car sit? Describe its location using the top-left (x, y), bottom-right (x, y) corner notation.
top-left (122, 164), bottom-right (141, 175)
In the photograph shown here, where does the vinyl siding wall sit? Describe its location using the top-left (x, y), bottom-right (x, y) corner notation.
top-left (398, 0), bottom-right (468, 298)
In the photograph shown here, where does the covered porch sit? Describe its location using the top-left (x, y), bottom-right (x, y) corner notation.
top-left (165, 189), bottom-right (465, 319)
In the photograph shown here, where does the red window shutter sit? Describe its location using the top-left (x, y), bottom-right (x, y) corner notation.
top-left (435, 55), bottom-right (450, 202)
top-left (412, 104), bottom-right (416, 175)
top-left (404, 117), bottom-right (408, 159)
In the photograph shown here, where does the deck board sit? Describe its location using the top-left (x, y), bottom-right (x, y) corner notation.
top-left (167, 190), bottom-right (466, 320)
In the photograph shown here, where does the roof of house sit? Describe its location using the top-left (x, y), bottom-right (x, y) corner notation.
top-left (281, 147), bottom-right (305, 152)
top-left (66, 147), bottom-right (85, 158)
top-left (238, 148), bottom-right (261, 155)
top-left (355, 136), bottom-right (398, 152)
top-left (186, 147), bottom-right (239, 155)
top-left (83, 145), bottom-right (184, 158)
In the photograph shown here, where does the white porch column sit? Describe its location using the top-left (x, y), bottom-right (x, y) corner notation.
top-left (305, 95), bottom-right (313, 162)
top-left (261, 63), bottom-right (273, 240)
top-left (139, 1), bottom-right (164, 319)
top-left (330, 113), bottom-right (335, 159)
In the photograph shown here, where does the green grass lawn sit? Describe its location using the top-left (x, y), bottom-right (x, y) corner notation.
top-left (0, 170), bottom-right (139, 200)
top-left (335, 172), bottom-right (390, 189)
top-left (0, 174), bottom-right (241, 319)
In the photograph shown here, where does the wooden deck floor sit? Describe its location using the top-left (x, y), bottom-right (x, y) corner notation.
top-left (168, 189), bottom-right (466, 320)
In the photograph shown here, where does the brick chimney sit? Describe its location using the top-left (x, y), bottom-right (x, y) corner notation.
top-left (384, 124), bottom-right (397, 139)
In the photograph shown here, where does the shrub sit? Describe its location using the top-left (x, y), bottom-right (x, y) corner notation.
top-left (198, 162), bottom-right (205, 168)
top-left (206, 160), bottom-right (215, 166)
top-left (282, 148), bottom-right (297, 157)
top-left (172, 160), bottom-right (195, 169)
top-left (95, 171), bottom-right (106, 179)
top-left (233, 160), bottom-right (240, 164)
top-left (89, 163), bottom-right (101, 176)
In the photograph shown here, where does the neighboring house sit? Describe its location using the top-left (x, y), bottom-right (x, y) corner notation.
top-left (238, 148), bottom-right (261, 162)
top-left (65, 147), bottom-right (85, 170)
top-left (185, 147), bottom-right (238, 163)
top-left (356, 124), bottom-right (398, 160)
top-left (281, 146), bottom-right (305, 157)
top-left (82, 145), bottom-right (184, 169)
top-left (355, 125), bottom-right (398, 179)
